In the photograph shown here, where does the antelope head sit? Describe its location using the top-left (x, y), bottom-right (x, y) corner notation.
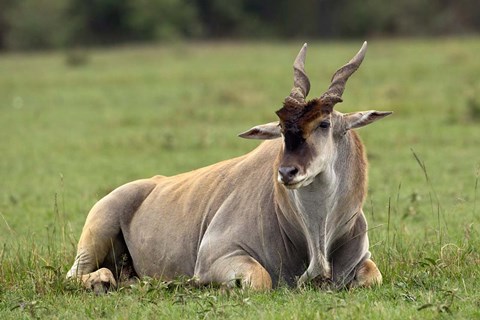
top-left (240, 42), bottom-right (392, 189)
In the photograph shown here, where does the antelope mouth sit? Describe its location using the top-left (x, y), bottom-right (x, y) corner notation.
top-left (283, 181), bottom-right (303, 189)
top-left (278, 176), bottom-right (308, 189)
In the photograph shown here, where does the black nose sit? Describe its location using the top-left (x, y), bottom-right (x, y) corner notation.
top-left (278, 166), bottom-right (299, 183)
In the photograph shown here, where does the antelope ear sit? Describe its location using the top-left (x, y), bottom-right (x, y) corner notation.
top-left (238, 121), bottom-right (281, 140)
top-left (344, 110), bottom-right (393, 130)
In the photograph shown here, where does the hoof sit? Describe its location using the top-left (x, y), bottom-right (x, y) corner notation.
top-left (354, 259), bottom-right (382, 287)
top-left (81, 268), bottom-right (117, 294)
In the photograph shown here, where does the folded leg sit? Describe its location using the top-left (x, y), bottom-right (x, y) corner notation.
top-left (195, 254), bottom-right (272, 291)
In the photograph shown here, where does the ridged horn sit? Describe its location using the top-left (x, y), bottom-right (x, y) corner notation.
top-left (286, 43), bottom-right (310, 105)
top-left (322, 41), bottom-right (367, 102)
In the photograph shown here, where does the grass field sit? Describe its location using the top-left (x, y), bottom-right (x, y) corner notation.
top-left (1, 38), bottom-right (479, 319)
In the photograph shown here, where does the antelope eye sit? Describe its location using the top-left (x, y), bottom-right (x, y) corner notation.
top-left (318, 121), bottom-right (331, 129)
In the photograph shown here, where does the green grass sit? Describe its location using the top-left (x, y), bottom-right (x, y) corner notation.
top-left (1, 38), bottom-right (479, 319)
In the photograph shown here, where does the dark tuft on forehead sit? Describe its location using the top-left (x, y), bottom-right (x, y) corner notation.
top-left (276, 98), bottom-right (332, 129)
top-left (275, 98), bottom-right (334, 151)
top-left (276, 99), bottom-right (305, 124)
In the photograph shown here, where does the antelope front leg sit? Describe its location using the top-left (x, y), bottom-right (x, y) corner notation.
top-left (297, 252), bottom-right (331, 288)
top-left (352, 259), bottom-right (382, 287)
top-left (195, 255), bottom-right (272, 291)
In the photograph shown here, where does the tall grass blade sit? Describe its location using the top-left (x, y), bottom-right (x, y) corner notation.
top-left (410, 148), bottom-right (447, 246)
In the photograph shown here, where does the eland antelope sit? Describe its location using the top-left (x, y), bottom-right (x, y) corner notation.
top-left (67, 42), bottom-right (391, 291)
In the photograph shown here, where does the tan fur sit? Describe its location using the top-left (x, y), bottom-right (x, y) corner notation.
top-left (238, 257), bottom-right (273, 291)
top-left (353, 259), bottom-right (382, 287)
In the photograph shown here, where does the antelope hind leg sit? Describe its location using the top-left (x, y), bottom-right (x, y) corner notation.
top-left (79, 268), bottom-right (117, 294)
top-left (66, 220), bottom-right (121, 293)
top-left (66, 196), bottom-right (124, 292)
top-left (66, 180), bottom-right (157, 292)
top-left (352, 258), bottom-right (382, 287)
top-left (67, 245), bottom-right (119, 293)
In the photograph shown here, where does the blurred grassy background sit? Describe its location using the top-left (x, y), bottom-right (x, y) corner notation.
top-left (1, 38), bottom-right (478, 239)
top-left (0, 38), bottom-right (479, 318)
